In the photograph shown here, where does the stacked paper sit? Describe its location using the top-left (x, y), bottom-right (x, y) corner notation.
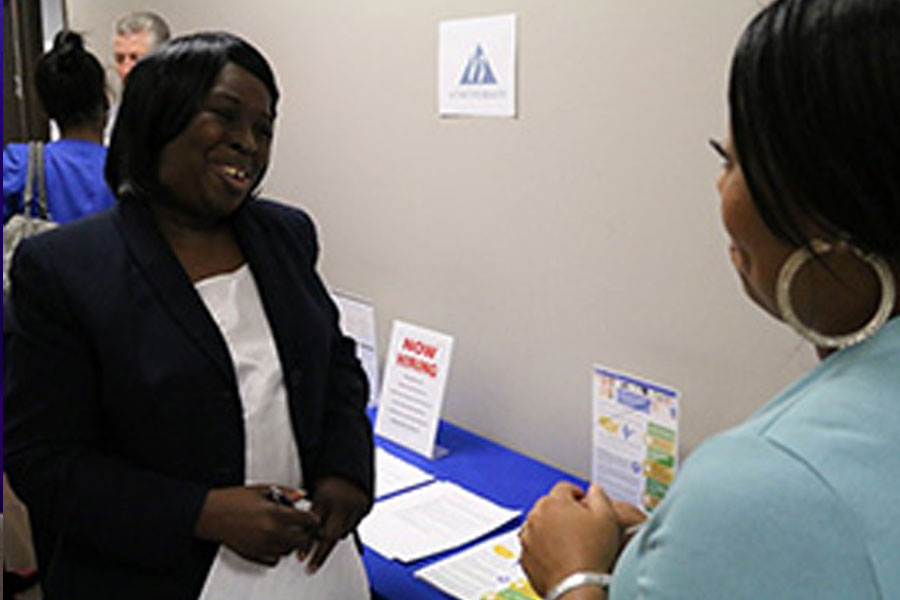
top-left (359, 481), bottom-right (520, 562)
top-left (375, 447), bottom-right (435, 499)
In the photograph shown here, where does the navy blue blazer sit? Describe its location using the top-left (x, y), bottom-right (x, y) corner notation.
top-left (4, 197), bottom-right (373, 598)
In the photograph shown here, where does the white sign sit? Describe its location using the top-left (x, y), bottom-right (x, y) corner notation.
top-left (592, 365), bottom-right (679, 513)
top-left (438, 14), bottom-right (517, 117)
top-left (375, 320), bottom-right (454, 458)
top-left (331, 291), bottom-right (380, 406)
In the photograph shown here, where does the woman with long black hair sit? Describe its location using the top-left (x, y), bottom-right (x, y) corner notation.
top-left (521, 1), bottom-right (900, 598)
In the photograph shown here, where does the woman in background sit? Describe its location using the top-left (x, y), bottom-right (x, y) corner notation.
top-left (3, 30), bottom-right (114, 224)
top-left (4, 32), bottom-right (373, 599)
top-left (520, 0), bottom-right (900, 598)
top-left (2, 30), bottom-right (116, 593)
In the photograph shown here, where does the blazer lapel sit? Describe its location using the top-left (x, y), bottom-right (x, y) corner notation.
top-left (113, 198), bottom-right (236, 387)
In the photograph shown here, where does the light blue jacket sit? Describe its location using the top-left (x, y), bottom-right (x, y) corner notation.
top-left (612, 317), bottom-right (900, 599)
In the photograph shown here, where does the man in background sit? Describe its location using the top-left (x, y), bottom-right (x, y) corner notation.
top-left (111, 10), bottom-right (170, 82)
top-left (105, 10), bottom-right (170, 142)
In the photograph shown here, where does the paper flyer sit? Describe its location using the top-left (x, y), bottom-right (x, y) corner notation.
top-left (375, 320), bottom-right (454, 458)
top-left (415, 530), bottom-right (539, 600)
top-left (592, 365), bottom-right (679, 512)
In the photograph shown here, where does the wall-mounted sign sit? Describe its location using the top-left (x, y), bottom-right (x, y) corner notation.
top-left (438, 14), bottom-right (517, 117)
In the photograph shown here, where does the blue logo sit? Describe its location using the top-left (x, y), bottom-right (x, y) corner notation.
top-left (459, 45), bottom-right (498, 85)
top-left (616, 388), bottom-right (651, 413)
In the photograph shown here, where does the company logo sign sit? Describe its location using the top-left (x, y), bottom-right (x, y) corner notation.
top-left (438, 13), bottom-right (516, 116)
top-left (459, 45), bottom-right (497, 85)
top-left (450, 43), bottom-right (506, 101)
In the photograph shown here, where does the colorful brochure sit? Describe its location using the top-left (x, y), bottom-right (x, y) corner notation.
top-left (415, 530), bottom-right (539, 600)
top-left (592, 365), bottom-right (679, 512)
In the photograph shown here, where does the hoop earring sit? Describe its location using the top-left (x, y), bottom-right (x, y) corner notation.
top-left (776, 239), bottom-right (896, 349)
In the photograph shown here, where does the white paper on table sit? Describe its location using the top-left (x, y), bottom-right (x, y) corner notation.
top-left (415, 530), bottom-right (540, 600)
top-left (375, 320), bottom-right (454, 458)
top-left (359, 481), bottom-right (520, 563)
top-left (375, 447), bottom-right (435, 499)
top-left (331, 290), bottom-right (380, 407)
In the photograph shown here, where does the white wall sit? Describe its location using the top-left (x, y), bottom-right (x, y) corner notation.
top-left (67, 0), bottom-right (816, 477)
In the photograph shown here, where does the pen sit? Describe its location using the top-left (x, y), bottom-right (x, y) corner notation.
top-left (268, 485), bottom-right (295, 507)
top-left (268, 485), bottom-right (313, 511)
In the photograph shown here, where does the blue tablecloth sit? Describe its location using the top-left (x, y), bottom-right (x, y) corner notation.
top-left (364, 413), bottom-right (587, 600)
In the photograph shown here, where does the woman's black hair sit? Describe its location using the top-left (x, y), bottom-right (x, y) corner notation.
top-left (105, 31), bottom-right (279, 201)
top-left (35, 30), bottom-right (108, 128)
top-left (729, 0), bottom-right (900, 257)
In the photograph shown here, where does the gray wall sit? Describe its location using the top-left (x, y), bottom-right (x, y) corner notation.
top-left (68, 0), bottom-right (816, 477)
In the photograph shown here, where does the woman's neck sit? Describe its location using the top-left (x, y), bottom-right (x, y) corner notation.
top-left (150, 203), bottom-right (246, 283)
top-left (59, 122), bottom-right (104, 144)
top-left (816, 269), bottom-right (900, 361)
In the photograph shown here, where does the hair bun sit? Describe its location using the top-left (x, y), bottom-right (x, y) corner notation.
top-left (53, 30), bottom-right (85, 53)
top-left (35, 28), bottom-right (106, 125)
top-left (52, 30), bottom-right (86, 70)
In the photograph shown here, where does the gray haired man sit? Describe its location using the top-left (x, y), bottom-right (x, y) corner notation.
top-left (112, 10), bottom-right (170, 82)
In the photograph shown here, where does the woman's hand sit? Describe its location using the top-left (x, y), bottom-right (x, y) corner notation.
top-left (194, 485), bottom-right (320, 566)
top-left (611, 499), bottom-right (647, 558)
top-left (519, 482), bottom-right (623, 597)
top-left (305, 476), bottom-right (370, 572)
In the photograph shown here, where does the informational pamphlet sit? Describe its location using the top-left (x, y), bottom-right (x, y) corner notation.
top-left (415, 529), bottom-right (539, 600)
top-left (592, 365), bottom-right (679, 512)
top-left (331, 290), bottom-right (380, 406)
top-left (375, 320), bottom-right (454, 458)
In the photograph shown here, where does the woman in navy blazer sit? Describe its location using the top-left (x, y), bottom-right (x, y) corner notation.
top-left (4, 33), bottom-right (374, 598)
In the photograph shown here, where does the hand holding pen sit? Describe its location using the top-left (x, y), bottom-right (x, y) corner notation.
top-left (194, 484), bottom-right (320, 567)
top-left (267, 485), bottom-right (313, 512)
top-left (267, 485), bottom-right (327, 566)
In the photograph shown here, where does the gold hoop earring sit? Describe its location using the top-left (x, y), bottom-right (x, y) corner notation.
top-left (776, 239), bottom-right (896, 349)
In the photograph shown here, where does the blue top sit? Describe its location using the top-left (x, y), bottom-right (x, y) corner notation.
top-left (612, 317), bottom-right (900, 599)
top-left (3, 139), bottom-right (115, 224)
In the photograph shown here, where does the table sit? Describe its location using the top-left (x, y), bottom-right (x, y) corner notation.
top-left (363, 414), bottom-right (587, 600)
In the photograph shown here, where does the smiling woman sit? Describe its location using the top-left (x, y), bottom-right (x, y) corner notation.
top-left (147, 60), bottom-right (276, 283)
top-left (155, 62), bottom-right (274, 224)
top-left (4, 32), bottom-right (373, 599)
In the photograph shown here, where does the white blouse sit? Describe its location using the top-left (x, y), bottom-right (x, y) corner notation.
top-left (194, 264), bottom-right (368, 599)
